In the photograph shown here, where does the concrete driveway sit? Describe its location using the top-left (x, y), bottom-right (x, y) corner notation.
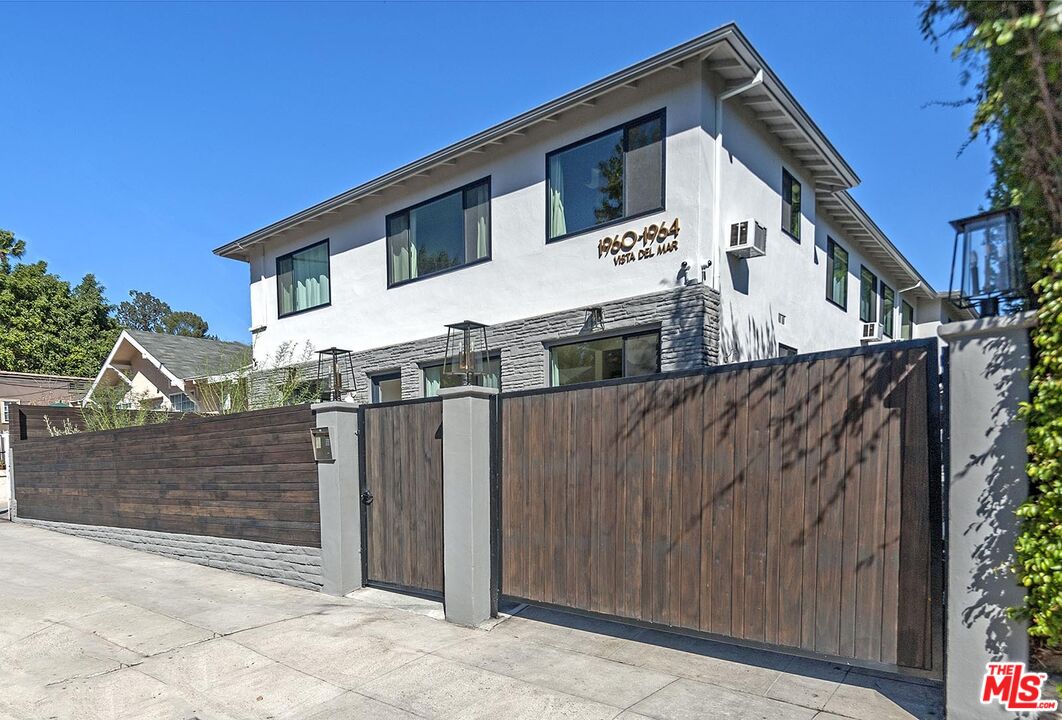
top-left (0, 523), bottom-right (942, 720)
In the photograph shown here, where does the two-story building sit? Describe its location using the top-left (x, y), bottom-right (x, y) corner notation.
top-left (215, 23), bottom-right (964, 403)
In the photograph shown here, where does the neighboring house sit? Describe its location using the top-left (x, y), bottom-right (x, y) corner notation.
top-left (215, 23), bottom-right (965, 403)
top-left (0, 371), bottom-right (89, 508)
top-left (84, 330), bottom-right (250, 413)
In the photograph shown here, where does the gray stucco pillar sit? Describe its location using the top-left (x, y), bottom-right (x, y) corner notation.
top-left (939, 313), bottom-right (1036, 720)
top-left (311, 402), bottom-right (362, 596)
top-left (439, 386), bottom-right (496, 627)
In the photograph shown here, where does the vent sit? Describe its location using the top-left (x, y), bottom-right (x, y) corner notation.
top-left (726, 220), bottom-right (767, 258)
top-left (861, 322), bottom-right (884, 342)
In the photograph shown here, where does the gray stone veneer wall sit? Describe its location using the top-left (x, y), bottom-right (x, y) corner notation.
top-left (17, 518), bottom-right (323, 591)
top-left (252, 283), bottom-right (721, 404)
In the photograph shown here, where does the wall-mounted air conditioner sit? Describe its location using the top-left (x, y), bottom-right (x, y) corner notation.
top-left (727, 219), bottom-right (767, 258)
top-left (861, 322), bottom-right (884, 342)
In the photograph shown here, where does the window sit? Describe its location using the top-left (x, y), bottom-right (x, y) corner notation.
top-left (900, 301), bottom-right (915, 340)
top-left (880, 284), bottom-right (896, 338)
top-left (387, 178), bottom-right (490, 286)
top-left (782, 169), bottom-right (801, 240)
top-left (371, 372), bottom-right (403, 403)
top-left (277, 240), bottom-right (331, 317)
top-left (825, 238), bottom-right (849, 309)
top-left (778, 343), bottom-right (798, 358)
top-left (549, 330), bottom-right (660, 387)
top-left (547, 110), bottom-right (665, 241)
top-left (168, 393), bottom-right (196, 413)
top-left (860, 266), bottom-right (878, 323)
top-left (423, 356), bottom-right (501, 397)
top-left (0, 399), bottom-right (16, 425)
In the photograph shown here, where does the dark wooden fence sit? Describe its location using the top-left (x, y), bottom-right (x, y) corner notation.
top-left (11, 404), bottom-right (321, 547)
top-left (360, 399), bottom-right (444, 596)
top-left (499, 341), bottom-right (942, 676)
top-left (13, 405), bottom-right (85, 441)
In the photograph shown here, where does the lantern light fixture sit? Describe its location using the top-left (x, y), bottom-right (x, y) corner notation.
top-left (443, 321), bottom-right (490, 387)
top-left (583, 306), bottom-right (605, 333)
top-left (315, 347), bottom-right (357, 402)
top-left (948, 207), bottom-right (1025, 317)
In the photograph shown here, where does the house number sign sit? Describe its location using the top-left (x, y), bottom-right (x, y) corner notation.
top-left (598, 218), bottom-right (681, 266)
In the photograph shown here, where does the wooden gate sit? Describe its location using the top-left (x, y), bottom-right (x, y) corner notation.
top-left (498, 340), bottom-right (943, 677)
top-left (359, 398), bottom-right (444, 597)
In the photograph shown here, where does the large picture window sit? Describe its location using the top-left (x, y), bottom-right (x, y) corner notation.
top-left (423, 356), bottom-right (501, 397)
top-left (860, 266), bottom-right (878, 323)
top-left (387, 178), bottom-right (491, 287)
top-left (782, 169), bottom-right (801, 240)
top-left (546, 110), bottom-right (665, 241)
top-left (880, 283), bottom-right (896, 338)
top-left (549, 330), bottom-right (660, 387)
top-left (277, 240), bottom-right (331, 317)
top-left (826, 237), bottom-right (849, 309)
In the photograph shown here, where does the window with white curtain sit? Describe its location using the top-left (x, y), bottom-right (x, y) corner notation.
top-left (546, 110), bottom-right (665, 242)
top-left (387, 178), bottom-right (491, 287)
top-left (277, 240), bottom-right (331, 317)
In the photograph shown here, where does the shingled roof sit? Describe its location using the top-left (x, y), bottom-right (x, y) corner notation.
top-left (124, 331), bottom-right (250, 380)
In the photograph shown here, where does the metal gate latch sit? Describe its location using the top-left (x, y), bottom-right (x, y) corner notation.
top-left (360, 491), bottom-right (374, 506)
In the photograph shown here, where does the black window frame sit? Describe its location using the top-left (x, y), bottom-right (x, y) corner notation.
top-left (880, 283), bottom-right (896, 338)
top-left (421, 353), bottom-right (502, 397)
top-left (370, 371), bottom-right (403, 403)
top-left (781, 168), bottom-right (801, 241)
top-left (385, 176), bottom-right (492, 289)
top-left (900, 300), bottom-right (915, 340)
top-left (825, 237), bottom-right (849, 311)
top-left (544, 109), bottom-right (667, 244)
top-left (547, 327), bottom-right (662, 388)
top-left (778, 343), bottom-right (798, 358)
top-left (276, 238), bottom-right (332, 319)
top-left (860, 265), bottom-right (878, 323)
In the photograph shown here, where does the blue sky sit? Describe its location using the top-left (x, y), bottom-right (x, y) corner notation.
top-left (0, 1), bottom-right (990, 342)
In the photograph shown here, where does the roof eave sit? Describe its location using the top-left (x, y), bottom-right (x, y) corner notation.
top-left (214, 23), bottom-right (859, 261)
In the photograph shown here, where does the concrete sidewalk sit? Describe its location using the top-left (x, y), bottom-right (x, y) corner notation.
top-left (0, 523), bottom-right (942, 719)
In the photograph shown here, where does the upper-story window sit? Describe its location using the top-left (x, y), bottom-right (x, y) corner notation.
top-left (387, 178), bottom-right (491, 287)
top-left (277, 240), bottom-right (331, 317)
top-left (900, 301), bottom-right (915, 340)
top-left (880, 283), bottom-right (896, 338)
top-left (546, 110), bottom-right (665, 242)
top-left (860, 266), bottom-right (878, 323)
top-left (782, 169), bottom-right (801, 240)
top-left (825, 237), bottom-right (849, 309)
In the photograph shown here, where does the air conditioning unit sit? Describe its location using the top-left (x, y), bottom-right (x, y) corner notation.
top-left (726, 219), bottom-right (767, 258)
top-left (861, 322), bottom-right (884, 342)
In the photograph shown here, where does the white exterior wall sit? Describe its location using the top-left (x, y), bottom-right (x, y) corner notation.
top-left (712, 94), bottom-right (919, 361)
top-left (244, 61), bottom-right (932, 366)
top-left (249, 65), bottom-right (708, 362)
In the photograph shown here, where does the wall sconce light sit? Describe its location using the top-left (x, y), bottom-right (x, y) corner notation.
top-left (315, 348), bottom-right (358, 402)
top-left (949, 207), bottom-right (1025, 317)
top-left (309, 427), bottom-right (333, 462)
top-left (443, 321), bottom-right (490, 386)
top-left (583, 306), bottom-right (605, 333)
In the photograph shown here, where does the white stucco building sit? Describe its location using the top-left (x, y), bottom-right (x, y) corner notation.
top-left (215, 24), bottom-right (964, 402)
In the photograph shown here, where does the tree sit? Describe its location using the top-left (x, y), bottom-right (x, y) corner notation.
top-left (115, 289), bottom-right (212, 338)
top-left (922, 0), bottom-right (1062, 651)
top-left (0, 228), bottom-right (26, 274)
top-left (0, 260), bottom-right (119, 377)
top-left (115, 290), bottom-right (172, 333)
top-left (163, 310), bottom-right (210, 338)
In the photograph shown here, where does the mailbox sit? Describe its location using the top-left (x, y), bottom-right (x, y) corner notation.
top-left (310, 427), bottom-right (333, 463)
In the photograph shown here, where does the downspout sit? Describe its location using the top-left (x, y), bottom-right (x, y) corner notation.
top-left (712, 69), bottom-right (764, 289)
